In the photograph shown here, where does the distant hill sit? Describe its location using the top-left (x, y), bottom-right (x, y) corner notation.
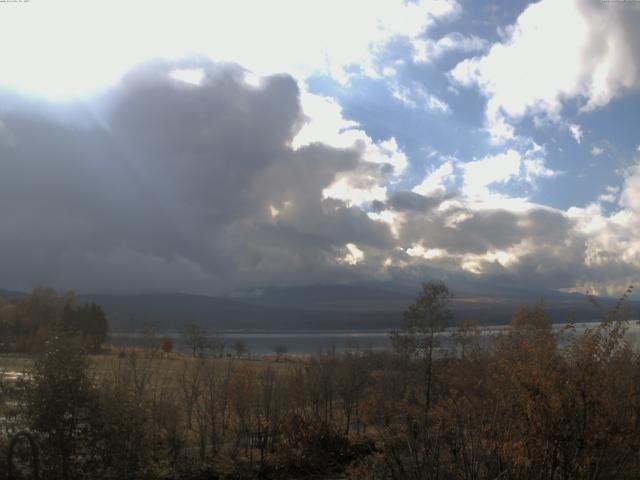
top-left (77, 291), bottom-right (410, 331)
top-left (1, 285), bottom-right (638, 332)
top-left (0, 289), bottom-right (27, 301)
top-left (236, 284), bottom-right (639, 327)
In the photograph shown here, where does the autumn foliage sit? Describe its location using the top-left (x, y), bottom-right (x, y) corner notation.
top-left (5, 282), bottom-right (640, 479)
top-left (0, 287), bottom-right (108, 353)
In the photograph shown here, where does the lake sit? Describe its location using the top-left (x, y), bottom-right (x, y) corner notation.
top-left (109, 330), bottom-right (392, 356)
top-left (108, 320), bottom-right (640, 356)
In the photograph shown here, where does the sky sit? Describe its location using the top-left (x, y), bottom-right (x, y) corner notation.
top-left (0, 0), bottom-right (639, 297)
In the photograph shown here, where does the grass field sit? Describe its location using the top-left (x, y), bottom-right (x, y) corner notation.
top-left (0, 348), bottom-right (304, 385)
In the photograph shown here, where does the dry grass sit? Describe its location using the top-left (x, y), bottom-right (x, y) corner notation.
top-left (0, 348), bottom-right (305, 385)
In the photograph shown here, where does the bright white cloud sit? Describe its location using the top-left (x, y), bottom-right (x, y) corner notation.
top-left (569, 124), bottom-right (583, 144)
top-left (564, 162), bottom-right (640, 294)
top-left (449, 147), bottom-right (558, 211)
top-left (0, 0), bottom-right (461, 98)
top-left (340, 243), bottom-right (365, 265)
top-left (368, 210), bottom-right (402, 239)
top-left (597, 191), bottom-right (617, 203)
top-left (413, 32), bottom-right (487, 62)
top-left (373, 138), bottom-right (410, 175)
top-left (292, 92), bottom-right (360, 149)
top-left (451, 0), bottom-right (589, 118)
top-left (1, 0), bottom-right (638, 299)
top-left (413, 161), bottom-right (455, 196)
top-left (591, 146), bottom-right (604, 156)
top-left (461, 249), bottom-right (520, 274)
top-left (390, 82), bottom-right (451, 113)
top-left (293, 90), bottom-right (406, 212)
top-left (486, 117), bottom-right (516, 145)
top-left (462, 149), bottom-right (522, 199)
top-left (367, 210), bottom-right (398, 225)
top-left (451, 0), bottom-right (640, 141)
top-left (425, 95), bottom-right (451, 114)
top-left (406, 244), bottom-right (447, 260)
top-left (322, 177), bottom-right (387, 207)
top-left (523, 158), bottom-right (557, 184)
top-left (294, 91), bottom-right (408, 175)
top-left (169, 68), bottom-right (205, 86)
top-left (619, 163), bottom-right (640, 213)
top-left (412, 146), bottom-right (556, 211)
top-left (405, 240), bottom-right (531, 277)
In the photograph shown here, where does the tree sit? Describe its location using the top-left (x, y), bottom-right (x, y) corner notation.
top-left (84, 302), bottom-right (108, 350)
top-left (233, 339), bottom-right (249, 359)
top-left (62, 303), bottom-right (108, 352)
top-left (161, 336), bottom-right (174, 355)
top-left (336, 349), bottom-right (370, 434)
top-left (0, 296), bottom-right (17, 350)
top-left (273, 344), bottom-right (288, 360)
top-left (13, 287), bottom-right (75, 351)
top-left (1, 288), bottom-right (109, 353)
top-left (22, 332), bottom-right (95, 479)
top-left (390, 281), bottom-right (452, 417)
top-left (177, 359), bottom-right (204, 430)
top-left (207, 331), bottom-right (226, 358)
top-left (510, 302), bottom-right (551, 331)
top-left (183, 322), bottom-right (207, 357)
top-left (451, 318), bottom-right (481, 358)
top-left (89, 381), bottom-right (152, 480)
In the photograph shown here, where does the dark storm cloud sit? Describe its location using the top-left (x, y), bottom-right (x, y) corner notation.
top-left (382, 196), bottom-right (596, 292)
top-left (396, 206), bottom-right (572, 255)
top-left (0, 58), bottom-right (629, 296)
top-left (386, 191), bottom-right (444, 212)
top-left (0, 60), bottom-right (395, 294)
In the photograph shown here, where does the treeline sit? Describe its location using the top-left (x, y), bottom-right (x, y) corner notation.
top-left (0, 287), bottom-right (108, 352)
top-left (2, 282), bottom-right (640, 479)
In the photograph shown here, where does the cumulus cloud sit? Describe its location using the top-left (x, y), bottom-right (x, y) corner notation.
top-left (386, 196), bottom-right (584, 291)
top-left (413, 161), bottom-right (455, 197)
top-left (0, 58), bottom-right (591, 297)
top-left (439, 147), bottom-right (556, 206)
top-left (597, 186), bottom-right (619, 203)
top-left (390, 82), bottom-right (451, 113)
top-left (367, 142), bottom-right (587, 292)
top-left (0, 47), bottom-right (637, 298)
top-left (293, 91), bottom-right (407, 206)
top-left (522, 158), bottom-right (557, 184)
top-left (0, 61), bottom-right (399, 293)
top-left (0, 0), bottom-right (462, 98)
top-left (462, 150), bottom-right (522, 199)
top-left (569, 124), bottom-right (583, 144)
top-left (559, 161), bottom-right (640, 296)
top-left (413, 32), bottom-right (488, 63)
top-left (293, 92), bottom-right (408, 176)
top-left (451, 0), bottom-right (640, 141)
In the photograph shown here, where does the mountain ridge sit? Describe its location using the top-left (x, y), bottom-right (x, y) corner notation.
top-left (2, 285), bottom-right (637, 332)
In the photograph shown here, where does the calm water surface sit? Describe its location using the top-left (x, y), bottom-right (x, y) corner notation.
top-left (110, 330), bottom-right (391, 356)
top-left (109, 320), bottom-right (640, 356)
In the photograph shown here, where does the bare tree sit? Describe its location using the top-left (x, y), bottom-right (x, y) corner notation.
top-left (272, 344), bottom-right (288, 360)
top-left (337, 349), bottom-right (370, 434)
top-left (207, 331), bottom-right (226, 358)
top-left (161, 336), bottom-right (174, 355)
top-left (177, 358), bottom-right (204, 430)
top-left (183, 322), bottom-right (207, 357)
top-left (233, 339), bottom-right (249, 359)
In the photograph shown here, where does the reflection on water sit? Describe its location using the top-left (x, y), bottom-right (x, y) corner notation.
top-left (109, 320), bottom-right (640, 356)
